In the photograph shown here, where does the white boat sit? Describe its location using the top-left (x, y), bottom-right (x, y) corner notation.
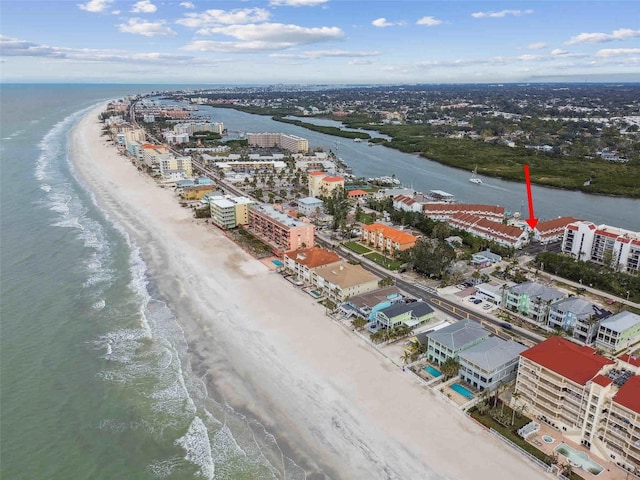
top-left (353, 138), bottom-right (362, 143)
top-left (469, 166), bottom-right (483, 184)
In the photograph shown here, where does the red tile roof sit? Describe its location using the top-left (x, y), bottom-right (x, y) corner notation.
top-left (591, 374), bottom-right (613, 387)
top-left (348, 189), bottom-right (368, 197)
top-left (521, 337), bottom-right (614, 385)
top-left (309, 171), bottom-right (326, 176)
top-left (284, 247), bottom-right (341, 269)
top-left (613, 375), bottom-right (640, 414)
top-left (362, 223), bottom-right (418, 245)
top-left (618, 353), bottom-right (640, 368)
top-left (536, 216), bottom-right (579, 234)
top-left (323, 176), bottom-right (344, 182)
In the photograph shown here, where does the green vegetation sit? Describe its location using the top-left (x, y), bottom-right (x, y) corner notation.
top-left (469, 407), bottom-right (584, 480)
top-left (343, 241), bottom-right (371, 254)
top-left (194, 205), bottom-right (210, 218)
top-left (273, 116), bottom-right (371, 140)
top-left (534, 252), bottom-right (640, 303)
top-left (399, 238), bottom-right (456, 279)
top-left (364, 252), bottom-right (403, 270)
top-left (440, 358), bottom-right (460, 380)
top-left (210, 103), bottom-right (299, 117)
top-left (370, 324), bottom-right (413, 343)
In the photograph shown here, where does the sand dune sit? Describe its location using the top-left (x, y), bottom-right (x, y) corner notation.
top-left (71, 104), bottom-right (550, 480)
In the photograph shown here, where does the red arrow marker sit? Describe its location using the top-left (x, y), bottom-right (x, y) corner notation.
top-left (524, 164), bottom-right (539, 230)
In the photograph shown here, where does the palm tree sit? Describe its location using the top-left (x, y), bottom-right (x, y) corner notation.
top-left (511, 390), bottom-right (521, 426)
top-left (440, 358), bottom-right (460, 380)
top-left (560, 462), bottom-right (573, 477)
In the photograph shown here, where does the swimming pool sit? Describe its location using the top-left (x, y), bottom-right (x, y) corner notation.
top-left (423, 365), bottom-right (442, 378)
top-left (555, 443), bottom-right (604, 475)
top-left (450, 383), bottom-right (474, 399)
top-left (272, 259), bottom-right (284, 267)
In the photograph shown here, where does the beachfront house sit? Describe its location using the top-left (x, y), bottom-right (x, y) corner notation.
top-left (547, 297), bottom-right (611, 344)
top-left (458, 337), bottom-right (527, 392)
top-left (425, 319), bottom-right (490, 366)
top-left (374, 301), bottom-right (434, 330)
top-left (283, 247), bottom-right (341, 284)
top-left (504, 281), bottom-right (565, 324)
top-left (595, 311), bottom-right (640, 353)
top-left (312, 262), bottom-right (379, 303)
top-left (338, 286), bottom-right (403, 321)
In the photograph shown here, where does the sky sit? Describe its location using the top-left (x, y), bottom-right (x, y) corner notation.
top-left (1, 0), bottom-right (639, 84)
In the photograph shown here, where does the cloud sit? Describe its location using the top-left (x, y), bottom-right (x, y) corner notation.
top-left (565, 28), bottom-right (640, 45)
top-left (596, 48), bottom-right (640, 58)
top-left (471, 9), bottom-right (533, 19)
top-left (177, 8), bottom-right (270, 28)
top-left (269, 0), bottom-right (328, 5)
top-left (118, 18), bottom-right (176, 36)
top-left (0, 35), bottom-right (212, 65)
top-left (270, 49), bottom-right (381, 59)
top-left (179, 1), bottom-right (195, 8)
top-left (191, 23), bottom-right (344, 50)
top-left (349, 59), bottom-right (372, 65)
top-left (527, 42), bottom-right (547, 50)
top-left (416, 16), bottom-right (442, 27)
top-left (131, 1), bottom-right (157, 13)
top-left (111, 10), bottom-right (120, 14)
top-left (78, 0), bottom-right (113, 13)
top-left (372, 17), bottom-right (403, 28)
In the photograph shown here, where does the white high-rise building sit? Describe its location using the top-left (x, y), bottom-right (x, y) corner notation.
top-left (247, 133), bottom-right (308, 153)
top-left (562, 221), bottom-right (640, 273)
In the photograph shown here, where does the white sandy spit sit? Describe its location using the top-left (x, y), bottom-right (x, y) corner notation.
top-left (71, 104), bottom-right (550, 480)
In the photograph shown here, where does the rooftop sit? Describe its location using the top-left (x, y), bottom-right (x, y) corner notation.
top-left (613, 375), bottom-right (640, 414)
top-left (509, 281), bottom-right (564, 302)
top-left (343, 286), bottom-right (402, 309)
top-left (426, 319), bottom-right (490, 351)
top-left (284, 247), bottom-right (341, 270)
top-left (298, 196), bottom-right (323, 205)
top-left (458, 337), bottom-right (527, 372)
top-left (520, 337), bottom-right (614, 385)
top-left (314, 262), bottom-right (379, 289)
top-left (378, 301), bottom-right (434, 319)
top-left (362, 223), bottom-right (418, 245)
top-left (551, 297), bottom-right (611, 320)
top-left (251, 204), bottom-right (311, 228)
top-left (599, 311), bottom-right (640, 333)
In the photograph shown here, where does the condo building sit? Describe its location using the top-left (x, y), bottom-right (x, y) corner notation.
top-left (312, 261), bottom-right (379, 302)
top-left (283, 247), bottom-right (341, 284)
top-left (562, 221), bottom-right (640, 273)
top-left (596, 312), bottom-right (640, 353)
top-left (247, 133), bottom-right (309, 153)
top-left (247, 204), bottom-right (315, 253)
top-left (360, 223), bottom-right (418, 256)
top-left (514, 337), bottom-right (640, 474)
top-left (308, 171), bottom-right (345, 198)
top-left (210, 195), bottom-right (254, 229)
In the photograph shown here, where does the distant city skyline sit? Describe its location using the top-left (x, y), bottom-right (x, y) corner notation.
top-left (1, 1), bottom-right (639, 83)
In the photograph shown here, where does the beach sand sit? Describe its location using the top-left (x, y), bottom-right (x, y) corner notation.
top-left (71, 104), bottom-right (550, 480)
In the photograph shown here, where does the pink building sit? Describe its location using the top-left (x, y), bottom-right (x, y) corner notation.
top-left (247, 204), bottom-right (315, 254)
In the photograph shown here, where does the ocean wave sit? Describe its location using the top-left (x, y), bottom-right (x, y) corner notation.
top-left (92, 299), bottom-right (106, 310)
top-left (175, 416), bottom-right (215, 480)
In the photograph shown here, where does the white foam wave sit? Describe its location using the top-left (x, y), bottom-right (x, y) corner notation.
top-left (92, 299), bottom-right (106, 310)
top-left (175, 417), bottom-right (214, 480)
top-left (40, 184), bottom-right (51, 192)
top-left (147, 457), bottom-right (182, 478)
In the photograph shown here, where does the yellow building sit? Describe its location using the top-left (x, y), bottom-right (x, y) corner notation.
top-left (308, 171), bottom-right (345, 197)
top-left (180, 185), bottom-right (216, 201)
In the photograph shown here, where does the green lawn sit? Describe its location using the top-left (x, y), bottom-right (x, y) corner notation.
top-left (343, 241), bottom-right (372, 254)
top-left (356, 212), bottom-right (376, 224)
top-left (469, 407), bottom-right (585, 480)
top-left (364, 252), bottom-right (403, 271)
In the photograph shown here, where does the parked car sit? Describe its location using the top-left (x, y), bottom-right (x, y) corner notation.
top-left (473, 299), bottom-right (482, 305)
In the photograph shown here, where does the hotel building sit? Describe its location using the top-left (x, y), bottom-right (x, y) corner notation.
top-left (158, 155), bottom-right (192, 179)
top-left (283, 247), bottom-right (342, 284)
top-left (247, 204), bottom-right (315, 253)
top-left (210, 195), bottom-right (254, 229)
top-left (360, 223), bottom-right (418, 256)
top-left (514, 337), bottom-right (640, 473)
top-left (562, 221), bottom-right (640, 273)
top-left (247, 133), bottom-right (309, 153)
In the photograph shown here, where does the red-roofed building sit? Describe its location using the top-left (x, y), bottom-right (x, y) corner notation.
top-left (446, 212), bottom-right (528, 249)
top-left (308, 172), bottom-right (345, 197)
top-left (533, 216), bottom-right (579, 244)
top-left (283, 247), bottom-right (342, 284)
top-left (422, 203), bottom-right (505, 222)
top-left (347, 189), bottom-right (368, 199)
top-left (514, 337), bottom-right (640, 472)
top-left (361, 223), bottom-right (418, 256)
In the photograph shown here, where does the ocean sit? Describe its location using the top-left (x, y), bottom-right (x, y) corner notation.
top-left (0, 85), bottom-right (305, 479)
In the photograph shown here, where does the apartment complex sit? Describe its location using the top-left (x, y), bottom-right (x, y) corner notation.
top-left (514, 337), bottom-right (640, 473)
top-left (562, 221), bottom-right (640, 273)
top-left (174, 121), bottom-right (223, 135)
top-left (312, 261), bottom-right (379, 302)
top-left (247, 133), bottom-right (309, 153)
top-left (297, 197), bottom-right (324, 216)
top-left (210, 195), bottom-right (254, 229)
top-left (159, 155), bottom-right (192, 179)
top-left (247, 204), bottom-right (315, 253)
top-left (283, 247), bottom-right (341, 284)
top-left (308, 171), bottom-right (345, 197)
top-left (533, 216), bottom-right (579, 244)
top-left (360, 223), bottom-right (418, 256)
top-left (448, 213), bottom-right (528, 249)
top-left (458, 337), bottom-right (527, 392)
top-left (421, 203), bottom-right (505, 222)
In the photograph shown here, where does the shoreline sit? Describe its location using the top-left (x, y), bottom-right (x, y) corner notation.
top-left (71, 103), bottom-right (550, 479)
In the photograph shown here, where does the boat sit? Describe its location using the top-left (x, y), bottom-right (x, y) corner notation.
top-left (353, 138), bottom-right (362, 143)
top-left (469, 166), bottom-right (483, 184)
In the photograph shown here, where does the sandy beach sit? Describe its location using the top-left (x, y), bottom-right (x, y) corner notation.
top-left (71, 104), bottom-right (550, 480)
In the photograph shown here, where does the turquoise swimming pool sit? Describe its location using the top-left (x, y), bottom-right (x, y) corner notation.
top-left (272, 259), bottom-right (284, 267)
top-left (555, 443), bottom-right (603, 475)
top-left (450, 383), bottom-right (474, 399)
top-left (423, 365), bottom-right (442, 378)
